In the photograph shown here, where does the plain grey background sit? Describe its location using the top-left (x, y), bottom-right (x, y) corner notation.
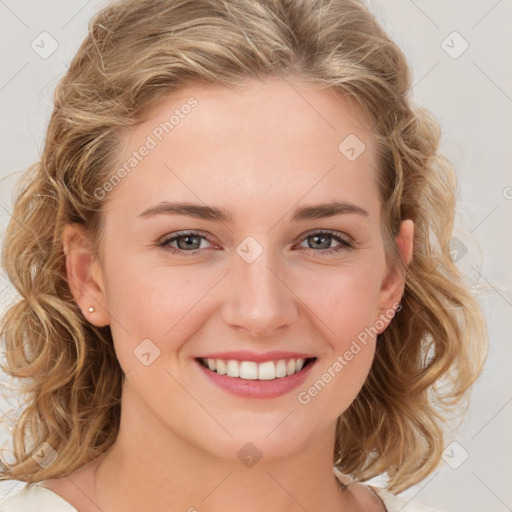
top-left (0, 1), bottom-right (511, 511)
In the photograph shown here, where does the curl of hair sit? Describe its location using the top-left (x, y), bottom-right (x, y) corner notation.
top-left (0, 0), bottom-right (488, 493)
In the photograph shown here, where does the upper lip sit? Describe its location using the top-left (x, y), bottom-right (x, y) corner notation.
top-left (196, 351), bottom-right (316, 363)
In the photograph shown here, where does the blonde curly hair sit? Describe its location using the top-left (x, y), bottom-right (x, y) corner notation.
top-left (0, 0), bottom-right (488, 493)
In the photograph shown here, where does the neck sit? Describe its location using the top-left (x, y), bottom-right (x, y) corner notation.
top-left (91, 381), bottom-right (351, 512)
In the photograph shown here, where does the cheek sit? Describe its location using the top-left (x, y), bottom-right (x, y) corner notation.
top-left (104, 252), bottom-right (205, 324)
top-left (293, 265), bottom-right (382, 414)
top-left (103, 258), bottom-right (224, 370)
top-left (299, 343), bottom-right (376, 424)
top-left (297, 277), bottom-right (380, 420)
top-left (297, 262), bottom-right (384, 344)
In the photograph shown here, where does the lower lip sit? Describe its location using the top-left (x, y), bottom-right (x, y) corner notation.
top-left (195, 359), bottom-right (316, 399)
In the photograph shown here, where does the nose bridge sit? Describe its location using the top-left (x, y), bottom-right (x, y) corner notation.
top-left (223, 238), bottom-right (297, 337)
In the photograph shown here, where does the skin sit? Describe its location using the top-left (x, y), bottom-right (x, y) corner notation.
top-left (45, 77), bottom-right (413, 512)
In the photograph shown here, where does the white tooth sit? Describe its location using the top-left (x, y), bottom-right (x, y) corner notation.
top-left (207, 359), bottom-right (217, 371)
top-left (258, 361), bottom-right (276, 380)
top-left (226, 360), bottom-right (240, 377)
top-left (216, 359), bottom-right (226, 375)
top-left (286, 359), bottom-right (296, 376)
top-left (296, 358), bottom-right (305, 371)
top-left (275, 359), bottom-right (287, 378)
top-left (239, 361), bottom-right (258, 380)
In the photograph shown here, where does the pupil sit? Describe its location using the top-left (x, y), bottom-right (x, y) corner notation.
top-left (179, 235), bottom-right (199, 250)
top-left (312, 234), bottom-right (330, 249)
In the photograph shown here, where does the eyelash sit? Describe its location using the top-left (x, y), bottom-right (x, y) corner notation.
top-left (158, 229), bottom-right (354, 256)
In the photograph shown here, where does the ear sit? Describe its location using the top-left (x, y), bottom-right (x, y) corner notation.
top-left (375, 219), bottom-right (414, 333)
top-left (61, 223), bottom-right (110, 327)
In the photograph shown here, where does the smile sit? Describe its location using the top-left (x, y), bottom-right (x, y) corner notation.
top-left (197, 357), bottom-right (317, 381)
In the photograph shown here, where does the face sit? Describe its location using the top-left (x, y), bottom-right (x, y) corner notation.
top-left (64, 77), bottom-right (411, 463)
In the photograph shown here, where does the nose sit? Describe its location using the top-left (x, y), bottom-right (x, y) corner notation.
top-left (222, 249), bottom-right (298, 339)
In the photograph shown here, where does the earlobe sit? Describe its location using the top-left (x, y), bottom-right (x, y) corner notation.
top-left (62, 223), bottom-right (110, 327)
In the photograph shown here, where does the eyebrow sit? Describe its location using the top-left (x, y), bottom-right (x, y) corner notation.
top-left (137, 200), bottom-right (369, 223)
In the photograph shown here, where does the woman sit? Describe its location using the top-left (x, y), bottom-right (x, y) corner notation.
top-left (0, 0), bottom-right (488, 510)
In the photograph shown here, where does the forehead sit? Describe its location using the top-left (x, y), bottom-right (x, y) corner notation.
top-left (105, 77), bottom-right (381, 223)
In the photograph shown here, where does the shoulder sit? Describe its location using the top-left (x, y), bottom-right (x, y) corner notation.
top-left (0, 484), bottom-right (78, 512)
top-left (333, 467), bottom-right (445, 512)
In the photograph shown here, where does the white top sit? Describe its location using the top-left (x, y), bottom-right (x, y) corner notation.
top-left (0, 471), bottom-right (443, 512)
top-left (0, 485), bottom-right (77, 511)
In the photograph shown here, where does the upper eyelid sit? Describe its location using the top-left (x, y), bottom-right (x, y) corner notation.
top-left (297, 228), bottom-right (353, 243)
top-left (159, 230), bottom-right (214, 245)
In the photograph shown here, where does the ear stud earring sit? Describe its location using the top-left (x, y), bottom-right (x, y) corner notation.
top-left (88, 306), bottom-right (95, 313)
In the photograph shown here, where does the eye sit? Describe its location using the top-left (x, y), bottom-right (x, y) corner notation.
top-left (158, 231), bottom-right (214, 254)
top-left (157, 229), bottom-right (354, 256)
top-left (296, 230), bottom-right (353, 256)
